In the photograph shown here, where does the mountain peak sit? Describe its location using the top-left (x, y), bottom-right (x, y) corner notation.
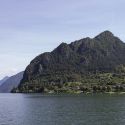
top-left (94, 30), bottom-right (114, 39)
top-left (102, 30), bottom-right (113, 34)
top-left (53, 42), bottom-right (70, 54)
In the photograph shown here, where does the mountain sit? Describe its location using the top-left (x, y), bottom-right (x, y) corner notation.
top-left (0, 76), bottom-right (9, 86)
top-left (0, 72), bottom-right (24, 93)
top-left (18, 31), bottom-right (125, 92)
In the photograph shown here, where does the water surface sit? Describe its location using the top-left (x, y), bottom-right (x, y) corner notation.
top-left (0, 93), bottom-right (125, 125)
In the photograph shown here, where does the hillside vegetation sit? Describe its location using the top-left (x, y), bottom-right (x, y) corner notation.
top-left (12, 31), bottom-right (125, 93)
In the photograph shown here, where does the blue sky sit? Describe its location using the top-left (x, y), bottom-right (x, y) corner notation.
top-left (0, 0), bottom-right (125, 79)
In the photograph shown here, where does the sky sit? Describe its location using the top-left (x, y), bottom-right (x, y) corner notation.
top-left (0, 0), bottom-right (125, 79)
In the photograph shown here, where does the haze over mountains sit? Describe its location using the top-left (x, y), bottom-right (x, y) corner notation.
top-left (0, 72), bottom-right (23, 93)
top-left (0, 76), bottom-right (9, 86)
top-left (17, 30), bottom-right (125, 92)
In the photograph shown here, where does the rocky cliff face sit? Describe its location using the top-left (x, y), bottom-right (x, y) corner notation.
top-left (20, 31), bottom-right (125, 86)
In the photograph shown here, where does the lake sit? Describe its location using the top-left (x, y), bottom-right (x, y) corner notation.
top-left (0, 94), bottom-right (125, 125)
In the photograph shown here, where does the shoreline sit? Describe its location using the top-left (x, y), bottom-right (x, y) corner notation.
top-left (12, 91), bottom-right (125, 95)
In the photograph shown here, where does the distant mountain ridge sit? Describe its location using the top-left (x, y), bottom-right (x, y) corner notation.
top-left (0, 72), bottom-right (24, 93)
top-left (0, 76), bottom-right (9, 86)
top-left (19, 31), bottom-right (125, 90)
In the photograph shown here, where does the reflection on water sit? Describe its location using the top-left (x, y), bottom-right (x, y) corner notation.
top-left (0, 94), bottom-right (125, 125)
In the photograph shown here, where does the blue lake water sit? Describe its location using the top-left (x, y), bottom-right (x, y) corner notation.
top-left (0, 93), bottom-right (125, 125)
